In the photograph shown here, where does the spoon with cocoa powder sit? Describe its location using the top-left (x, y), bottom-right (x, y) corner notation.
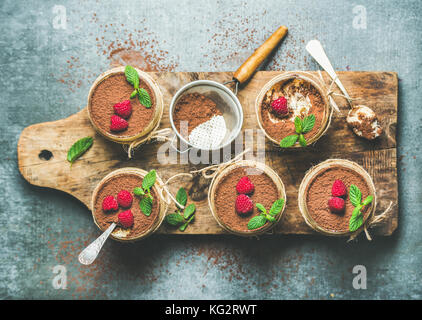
top-left (306, 40), bottom-right (382, 140)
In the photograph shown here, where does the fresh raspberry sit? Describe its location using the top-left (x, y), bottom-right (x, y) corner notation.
top-left (270, 97), bottom-right (289, 116)
top-left (332, 179), bottom-right (347, 198)
top-left (117, 190), bottom-right (133, 208)
top-left (102, 195), bottom-right (118, 212)
top-left (236, 176), bottom-right (255, 194)
top-left (110, 115), bottom-right (128, 132)
top-left (113, 100), bottom-right (132, 119)
top-left (328, 197), bottom-right (345, 213)
top-left (235, 194), bottom-right (253, 215)
top-left (118, 210), bottom-right (134, 228)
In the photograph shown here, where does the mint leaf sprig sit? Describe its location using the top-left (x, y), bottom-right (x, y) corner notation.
top-left (280, 114), bottom-right (315, 148)
top-left (348, 184), bottom-right (374, 232)
top-left (165, 187), bottom-right (196, 231)
top-left (124, 65), bottom-right (152, 108)
top-left (247, 199), bottom-right (285, 230)
top-left (133, 169), bottom-right (157, 216)
top-left (67, 136), bottom-right (93, 166)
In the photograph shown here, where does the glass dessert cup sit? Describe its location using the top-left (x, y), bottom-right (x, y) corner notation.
top-left (87, 66), bottom-right (164, 145)
top-left (90, 168), bottom-right (168, 242)
top-left (255, 71), bottom-right (332, 148)
top-left (298, 159), bottom-right (377, 237)
top-left (208, 160), bottom-right (287, 237)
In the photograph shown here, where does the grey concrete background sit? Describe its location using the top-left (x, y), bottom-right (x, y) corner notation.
top-left (0, 0), bottom-right (421, 299)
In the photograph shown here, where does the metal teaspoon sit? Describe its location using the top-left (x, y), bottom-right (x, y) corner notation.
top-left (78, 222), bottom-right (116, 265)
top-left (306, 40), bottom-right (382, 140)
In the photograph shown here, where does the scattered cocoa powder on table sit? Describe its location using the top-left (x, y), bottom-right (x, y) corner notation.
top-left (93, 173), bottom-right (160, 239)
top-left (213, 167), bottom-right (279, 233)
top-left (89, 73), bottom-right (156, 137)
top-left (305, 166), bottom-right (371, 232)
top-left (260, 78), bottom-right (325, 142)
top-left (172, 92), bottom-right (222, 137)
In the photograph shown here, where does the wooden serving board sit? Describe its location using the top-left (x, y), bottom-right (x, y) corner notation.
top-left (17, 71), bottom-right (398, 236)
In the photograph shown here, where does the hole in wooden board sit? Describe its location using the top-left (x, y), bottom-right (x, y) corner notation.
top-left (38, 150), bottom-right (53, 161)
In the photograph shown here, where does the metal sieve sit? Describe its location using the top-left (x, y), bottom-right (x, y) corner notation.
top-left (169, 80), bottom-right (243, 152)
top-left (168, 26), bottom-right (288, 152)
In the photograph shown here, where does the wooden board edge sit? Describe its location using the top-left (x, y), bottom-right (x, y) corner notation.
top-left (17, 109), bottom-right (92, 209)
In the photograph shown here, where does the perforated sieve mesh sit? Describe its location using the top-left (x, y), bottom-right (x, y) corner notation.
top-left (170, 80), bottom-right (243, 151)
top-left (188, 115), bottom-right (227, 150)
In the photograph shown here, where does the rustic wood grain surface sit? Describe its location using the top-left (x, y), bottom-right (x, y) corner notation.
top-left (17, 71), bottom-right (398, 236)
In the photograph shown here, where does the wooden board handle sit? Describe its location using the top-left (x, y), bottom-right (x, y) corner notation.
top-left (233, 26), bottom-right (288, 84)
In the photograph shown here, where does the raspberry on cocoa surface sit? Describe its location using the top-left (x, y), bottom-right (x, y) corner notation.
top-left (331, 179), bottom-right (347, 198)
top-left (236, 176), bottom-right (255, 194)
top-left (113, 100), bottom-right (132, 119)
top-left (110, 115), bottom-right (128, 132)
top-left (102, 195), bottom-right (118, 212)
top-left (271, 96), bottom-right (289, 116)
top-left (328, 197), bottom-right (345, 213)
top-left (118, 210), bottom-right (134, 228)
top-left (235, 194), bottom-right (253, 215)
top-left (117, 189), bottom-right (133, 208)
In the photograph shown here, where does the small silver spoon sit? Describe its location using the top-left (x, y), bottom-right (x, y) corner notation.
top-left (306, 40), bottom-right (382, 140)
top-left (78, 222), bottom-right (116, 265)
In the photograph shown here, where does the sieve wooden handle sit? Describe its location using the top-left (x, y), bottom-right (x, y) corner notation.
top-left (233, 26), bottom-right (288, 84)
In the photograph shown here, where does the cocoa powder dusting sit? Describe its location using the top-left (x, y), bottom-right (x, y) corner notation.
top-left (172, 93), bottom-right (222, 137)
top-left (305, 167), bottom-right (371, 232)
top-left (261, 78), bottom-right (325, 142)
top-left (93, 173), bottom-right (160, 238)
top-left (89, 73), bottom-right (155, 137)
top-left (214, 167), bottom-right (279, 232)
